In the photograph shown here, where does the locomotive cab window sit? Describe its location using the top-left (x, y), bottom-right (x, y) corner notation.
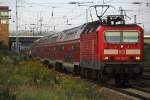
top-left (104, 31), bottom-right (121, 43)
top-left (123, 31), bottom-right (139, 43)
top-left (104, 31), bottom-right (139, 43)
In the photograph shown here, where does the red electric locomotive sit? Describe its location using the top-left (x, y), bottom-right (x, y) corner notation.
top-left (31, 15), bottom-right (144, 85)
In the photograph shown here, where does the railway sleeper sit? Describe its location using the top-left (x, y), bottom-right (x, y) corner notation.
top-left (73, 65), bottom-right (80, 76)
top-left (114, 73), bottom-right (131, 87)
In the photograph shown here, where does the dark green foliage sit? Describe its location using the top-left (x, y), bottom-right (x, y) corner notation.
top-left (0, 88), bottom-right (16, 100)
top-left (144, 44), bottom-right (150, 65)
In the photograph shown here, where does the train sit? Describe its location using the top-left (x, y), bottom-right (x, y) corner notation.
top-left (31, 15), bottom-right (144, 85)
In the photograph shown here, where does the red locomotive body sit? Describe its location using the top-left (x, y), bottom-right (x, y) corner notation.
top-left (80, 24), bottom-right (143, 80)
top-left (31, 16), bottom-right (144, 84)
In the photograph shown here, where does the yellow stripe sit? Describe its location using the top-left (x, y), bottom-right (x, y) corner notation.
top-left (126, 49), bottom-right (140, 54)
top-left (104, 49), bottom-right (118, 54)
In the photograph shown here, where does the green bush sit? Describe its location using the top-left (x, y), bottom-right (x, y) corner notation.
top-left (17, 61), bottom-right (57, 86)
top-left (144, 44), bottom-right (150, 65)
top-left (0, 50), bottom-right (103, 100)
top-left (54, 76), bottom-right (102, 100)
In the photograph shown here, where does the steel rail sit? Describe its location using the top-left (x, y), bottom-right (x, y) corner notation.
top-left (105, 84), bottom-right (150, 100)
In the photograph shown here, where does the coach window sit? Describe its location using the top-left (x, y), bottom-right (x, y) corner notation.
top-left (71, 46), bottom-right (74, 50)
top-left (73, 45), bottom-right (77, 51)
top-left (59, 47), bottom-right (63, 51)
top-left (62, 46), bottom-right (64, 51)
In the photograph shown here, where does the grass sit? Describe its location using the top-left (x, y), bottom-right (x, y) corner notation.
top-left (0, 50), bottom-right (103, 100)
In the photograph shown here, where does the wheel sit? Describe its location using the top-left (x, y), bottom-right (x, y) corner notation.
top-left (73, 65), bottom-right (79, 76)
top-left (97, 71), bottom-right (105, 84)
top-left (80, 67), bottom-right (85, 79)
top-left (88, 69), bottom-right (92, 80)
top-left (48, 64), bottom-right (53, 69)
top-left (85, 68), bottom-right (88, 79)
top-left (55, 63), bottom-right (62, 72)
top-left (92, 69), bottom-right (98, 81)
top-left (115, 74), bottom-right (121, 87)
top-left (55, 63), bottom-right (58, 71)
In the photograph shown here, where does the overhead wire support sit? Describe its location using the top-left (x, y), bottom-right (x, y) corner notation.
top-left (51, 7), bottom-right (56, 17)
top-left (90, 5), bottom-right (111, 21)
top-left (15, 0), bottom-right (19, 53)
top-left (68, 2), bottom-right (94, 23)
top-left (68, 1), bottom-right (93, 5)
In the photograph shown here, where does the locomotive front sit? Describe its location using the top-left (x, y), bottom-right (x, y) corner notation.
top-left (99, 24), bottom-right (144, 80)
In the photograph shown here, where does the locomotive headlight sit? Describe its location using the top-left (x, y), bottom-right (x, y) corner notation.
top-left (104, 57), bottom-right (109, 60)
top-left (136, 56), bottom-right (140, 60)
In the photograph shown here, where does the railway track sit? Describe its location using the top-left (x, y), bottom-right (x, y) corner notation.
top-left (132, 86), bottom-right (150, 94)
top-left (144, 67), bottom-right (150, 73)
top-left (105, 84), bottom-right (150, 100)
top-left (142, 74), bottom-right (150, 80)
top-left (103, 66), bottom-right (150, 100)
top-left (82, 78), bottom-right (150, 100)
top-left (143, 67), bottom-right (150, 80)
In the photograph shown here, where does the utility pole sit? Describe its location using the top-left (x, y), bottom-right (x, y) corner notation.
top-left (39, 12), bottom-right (43, 35)
top-left (68, 1), bottom-right (94, 23)
top-left (51, 7), bottom-right (56, 17)
top-left (132, 2), bottom-right (142, 24)
top-left (103, 0), bottom-right (105, 4)
top-left (15, 0), bottom-right (19, 52)
top-left (134, 15), bottom-right (137, 24)
top-left (86, 9), bottom-right (88, 23)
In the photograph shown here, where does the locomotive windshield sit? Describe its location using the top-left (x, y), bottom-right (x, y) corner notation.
top-left (104, 31), bottom-right (139, 43)
top-left (123, 31), bottom-right (138, 43)
top-left (104, 31), bottom-right (121, 43)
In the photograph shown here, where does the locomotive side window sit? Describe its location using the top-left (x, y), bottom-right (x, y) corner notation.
top-left (123, 31), bottom-right (139, 43)
top-left (104, 32), bottom-right (121, 43)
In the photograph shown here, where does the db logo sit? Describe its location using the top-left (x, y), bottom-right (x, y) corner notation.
top-left (119, 50), bottom-right (125, 54)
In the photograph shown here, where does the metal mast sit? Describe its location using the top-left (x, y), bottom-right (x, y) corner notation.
top-left (15, 0), bottom-right (19, 52)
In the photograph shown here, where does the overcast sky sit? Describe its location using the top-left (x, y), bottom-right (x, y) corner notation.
top-left (0, 0), bottom-right (150, 33)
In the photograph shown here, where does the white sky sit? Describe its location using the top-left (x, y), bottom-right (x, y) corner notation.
top-left (1, 0), bottom-right (150, 33)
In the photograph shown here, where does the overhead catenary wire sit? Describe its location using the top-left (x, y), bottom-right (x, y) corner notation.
top-left (1, 0), bottom-right (150, 32)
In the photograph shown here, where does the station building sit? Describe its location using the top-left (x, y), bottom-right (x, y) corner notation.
top-left (0, 6), bottom-right (9, 48)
